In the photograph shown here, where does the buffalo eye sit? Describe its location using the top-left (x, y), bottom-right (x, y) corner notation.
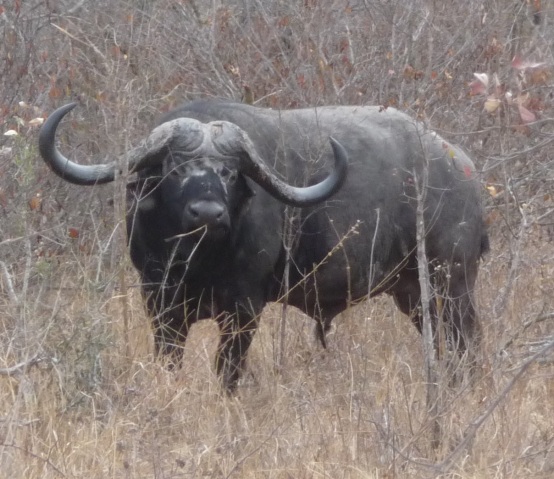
top-left (220, 166), bottom-right (237, 184)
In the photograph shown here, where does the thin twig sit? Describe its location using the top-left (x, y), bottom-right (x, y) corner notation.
top-left (277, 206), bottom-right (298, 371)
top-left (372, 339), bottom-right (554, 474)
top-left (0, 260), bottom-right (19, 306)
top-left (413, 125), bottom-right (440, 449)
top-left (1, 442), bottom-right (66, 477)
top-left (0, 355), bottom-right (42, 377)
top-left (273, 221), bottom-right (361, 305)
top-left (492, 185), bottom-right (529, 317)
top-left (500, 311), bottom-right (554, 353)
top-left (164, 226), bottom-right (208, 242)
top-left (436, 339), bottom-right (554, 473)
top-left (51, 23), bottom-right (107, 62)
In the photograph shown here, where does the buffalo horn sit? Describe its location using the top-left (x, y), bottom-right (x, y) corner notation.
top-left (38, 103), bottom-right (184, 185)
top-left (209, 121), bottom-right (348, 207)
top-left (39, 104), bottom-right (348, 205)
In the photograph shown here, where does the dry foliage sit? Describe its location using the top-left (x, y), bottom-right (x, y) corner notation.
top-left (1, 1), bottom-right (553, 477)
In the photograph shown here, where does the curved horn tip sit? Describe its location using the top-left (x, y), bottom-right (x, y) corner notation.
top-left (38, 101), bottom-right (119, 186)
top-left (328, 136), bottom-right (348, 171)
top-left (51, 102), bottom-right (78, 118)
top-left (39, 103), bottom-right (78, 153)
top-left (40, 103), bottom-right (79, 135)
top-left (61, 101), bottom-right (78, 111)
top-left (328, 136), bottom-right (345, 154)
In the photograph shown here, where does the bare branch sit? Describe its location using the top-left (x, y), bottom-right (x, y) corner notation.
top-left (0, 261), bottom-right (19, 306)
top-left (500, 311), bottom-right (554, 353)
top-left (437, 339), bottom-right (554, 473)
top-left (0, 355), bottom-right (42, 377)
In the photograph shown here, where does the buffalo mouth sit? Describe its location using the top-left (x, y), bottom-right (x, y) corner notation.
top-left (191, 223), bottom-right (229, 242)
top-left (166, 222), bottom-right (229, 247)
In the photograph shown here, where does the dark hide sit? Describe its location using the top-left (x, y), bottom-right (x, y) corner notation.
top-left (129, 99), bottom-right (488, 390)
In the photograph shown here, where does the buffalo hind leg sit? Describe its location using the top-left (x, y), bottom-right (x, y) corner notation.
top-left (215, 312), bottom-right (259, 392)
top-left (143, 282), bottom-right (189, 369)
top-left (393, 276), bottom-right (482, 382)
top-left (441, 281), bottom-right (482, 377)
top-left (392, 287), bottom-right (443, 359)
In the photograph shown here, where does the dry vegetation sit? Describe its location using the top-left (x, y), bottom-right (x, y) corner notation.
top-left (1, 0), bottom-right (553, 477)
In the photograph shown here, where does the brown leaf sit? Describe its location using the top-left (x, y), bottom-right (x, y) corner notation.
top-left (28, 195), bottom-right (42, 211)
top-left (469, 80), bottom-right (487, 96)
top-left (529, 68), bottom-right (551, 86)
top-left (485, 210), bottom-right (500, 226)
top-left (48, 86), bottom-right (62, 99)
top-left (511, 124), bottom-right (531, 135)
top-left (518, 104), bottom-right (536, 123)
top-left (404, 65), bottom-right (423, 80)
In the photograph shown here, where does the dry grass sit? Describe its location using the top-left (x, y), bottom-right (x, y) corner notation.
top-left (1, 242), bottom-right (553, 478)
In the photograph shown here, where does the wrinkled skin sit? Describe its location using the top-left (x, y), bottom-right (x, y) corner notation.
top-left (40, 99), bottom-right (489, 391)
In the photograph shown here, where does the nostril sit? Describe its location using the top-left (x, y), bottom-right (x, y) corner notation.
top-left (188, 204), bottom-right (200, 218)
top-left (185, 200), bottom-right (228, 229)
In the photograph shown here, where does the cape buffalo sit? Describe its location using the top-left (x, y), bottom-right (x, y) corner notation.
top-left (38, 99), bottom-right (488, 391)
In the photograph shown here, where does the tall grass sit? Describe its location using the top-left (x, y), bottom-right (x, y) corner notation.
top-left (1, 249), bottom-right (553, 477)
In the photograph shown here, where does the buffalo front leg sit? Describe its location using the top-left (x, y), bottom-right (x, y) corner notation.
top-left (393, 273), bottom-right (482, 381)
top-left (215, 312), bottom-right (259, 392)
top-left (142, 282), bottom-right (189, 369)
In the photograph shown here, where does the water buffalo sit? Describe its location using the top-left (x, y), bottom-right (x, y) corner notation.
top-left (38, 99), bottom-right (488, 390)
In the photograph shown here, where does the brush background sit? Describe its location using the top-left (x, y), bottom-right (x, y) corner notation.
top-left (1, 1), bottom-right (553, 477)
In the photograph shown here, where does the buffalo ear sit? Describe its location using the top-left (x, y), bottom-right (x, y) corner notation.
top-left (127, 176), bottom-right (158, 195)
top-left (127, 177), bottom-right (160, 209)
